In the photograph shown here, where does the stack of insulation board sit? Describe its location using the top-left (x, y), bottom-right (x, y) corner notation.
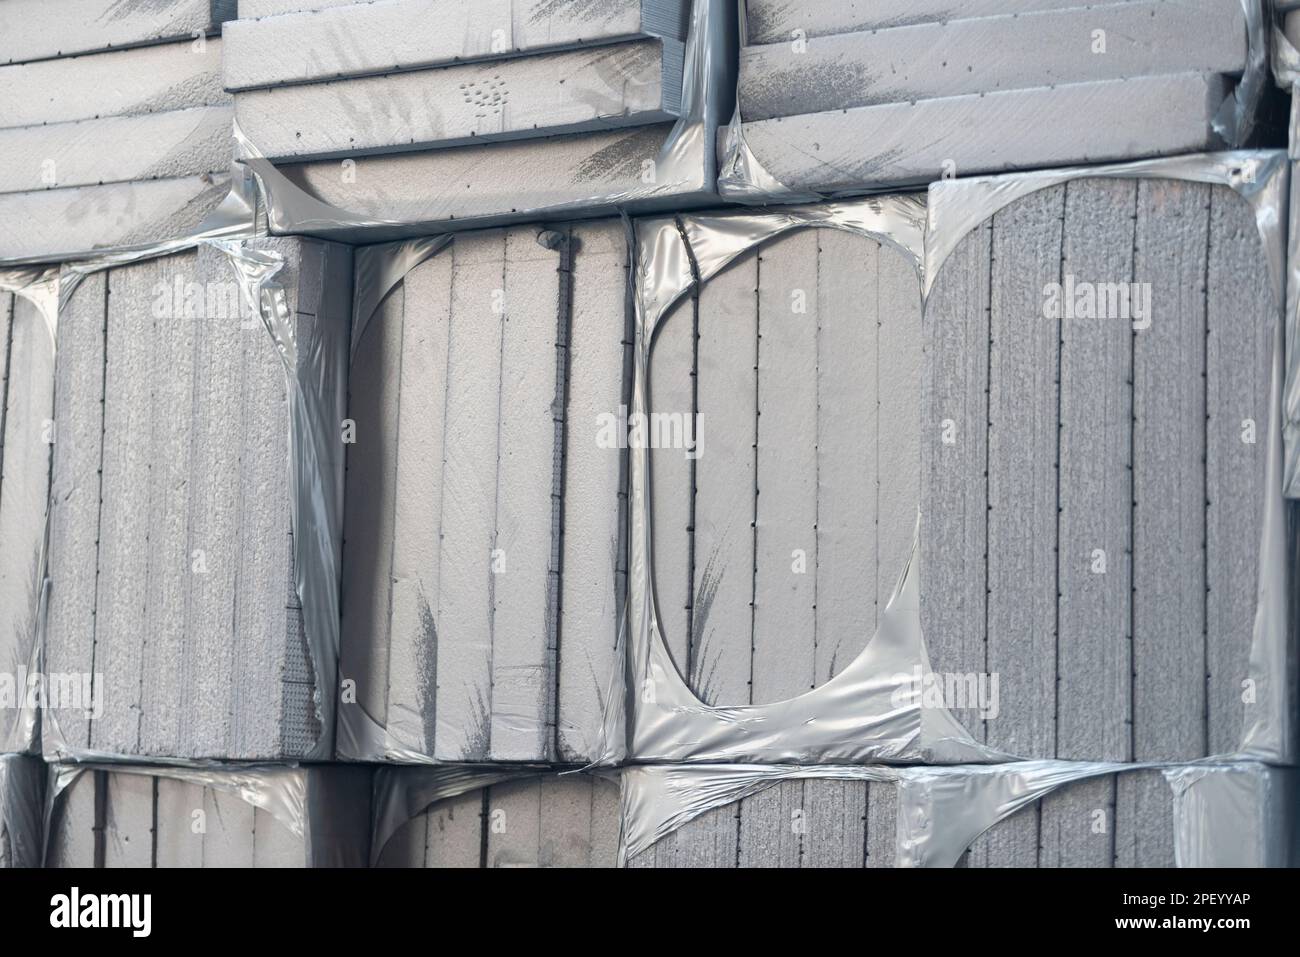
top-left (0, 277), bottom-right (54, 754)
top-left (339, 220), bottom-right (628, 764)
top-left (45, 764), bottom-right (373, 867)
top-left (43, 237), bottom-right (353, 762)
top-left (222, 0), bottom-right (712, 231)
top-left (919, 175), bottom-right (1279, 864)
top-left (374, 770), bottom-right (619, 867)
top-left (623, 163), bottom-right (1295, 866)
top-left (625, 762), bottom-right (1300, 868)
top-left (0, 0), bottom-right (237, 262)
top-left (729, 0), bottom-right (1251, 194)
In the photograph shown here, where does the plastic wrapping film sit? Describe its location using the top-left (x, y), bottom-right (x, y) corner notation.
top-left (233, 0), bottom-right (734, 245)
top-left (0, 754), bottom-right (45, 867)
top-left (37, 167), bottom-right (348, 764)
top-left (0, 268), bottom-right (59, 754)
top-left (593, 194), bottom-right (1007, 768)
top-left (615, 151), bottom-right (1298, 863)
top-left (718, 0), bottom-right (1268, 201)
top-left (42, 762), bottom-right (369, 867)
top-left (1286, 97), bottom-right (1300, 498)
top-left (1273, 9), bottom-right (1300, 88)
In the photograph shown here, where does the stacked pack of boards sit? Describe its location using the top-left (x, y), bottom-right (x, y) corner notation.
top-left (44, 238), bottom-right (353, 762)
top-left (223, 0), bottom-right (732, 233)
top-left (339, 220), bottom-right (629, 764)
top-left (0, 0), bottom-right (237, 261)
top-left (0, 0), bottom-right (1295, 870)
top-left (728, 0), bottom-right (1256, 194)
top-left (45, 764), bottom-right (371, 867)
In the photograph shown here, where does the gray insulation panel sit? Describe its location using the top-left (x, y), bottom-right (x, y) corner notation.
top-left (734, 73), bottom-right (1228, 195)
top-left (738, 0), bottom-right (1245, 122)
top-left (743, 0), bottom-right (1129, 43)
top-left (0, 175), bottom-right (232, 266)
top-left (0, 0), bottom-right (234, 65)
top-left (235, 38), bottom-right (685, 162)
top-left (0, 38), bottom-right (229, 128)
top-left (223, 0), bottom-right (691, 91)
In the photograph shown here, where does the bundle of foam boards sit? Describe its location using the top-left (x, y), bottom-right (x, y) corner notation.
top-left (628, 763), bottom-right (1300, 867)
top-left (340, 220), bottom-right (628, 763)
top-left (920, 176), bottom-right (1277, 786)
top-left (0, 279), bottom-right (53, 753)
top-left (626, 167), bottom-right (1295, 864)
top-left (43, 237), bottom-right (353, 761)
top-left (375, 770), bottom-right (619, 867)
top-left (729, 0), bottom-right (1252, 195)
top-left (45, 764), bottom-right (372, 867)
top-left (222, 0), bottom-right (729, 233)
top-left (956, 763), bottom-right (1300, 868)
top-left (0, 1), bottom-right (237, 263)
top-left (0, 754), bottom-right (44, 867)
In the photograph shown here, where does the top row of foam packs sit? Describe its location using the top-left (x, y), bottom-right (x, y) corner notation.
top-left (733, 0), bottom-right (1253, 192)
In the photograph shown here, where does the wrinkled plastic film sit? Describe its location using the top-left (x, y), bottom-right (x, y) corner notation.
top-left (0, 754), bottom-right (44, 868)
top-left (1211, 0), bottom-right (1268, 148)
top-left (0, 268), bottom-right (59, 755)
top-left (1272, 22), bottom-right (1300, 88)
top-left (596, 195), bottom-right (1007, 767)
top-left (1285, 111), bottom-right (1300, 503)
top-left (237, 0), bottom-right (732, 241)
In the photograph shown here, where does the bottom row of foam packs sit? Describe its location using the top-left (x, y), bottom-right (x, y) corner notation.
top-left (1, 754), bottom-right (1295, 867)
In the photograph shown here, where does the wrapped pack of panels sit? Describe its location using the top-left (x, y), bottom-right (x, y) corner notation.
top-left (0, 754), bottom-right (44, 867)
top-left (339, 220), bottom-right (628, 764)
top-left (606, 154), bottom-right (1296, 865)
top-left (373, 768), bottom-right (619, 867)
top-left (230, 0), bottom-right (736, 240)
top-left (723, 0), bottom-right (1264, 199)
top-left (621, 761), bottom-right (1300, 868)
top-left (44, 237), bottom-right (353, 762)
top-left (0, 32), bottom-right (235, 264)
top-left (920, 160), bottom-right (1292, 769)
top-left (0, 270), bottom-right (57, 754)
top-left (45, 763), bottom-right (371, 867)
